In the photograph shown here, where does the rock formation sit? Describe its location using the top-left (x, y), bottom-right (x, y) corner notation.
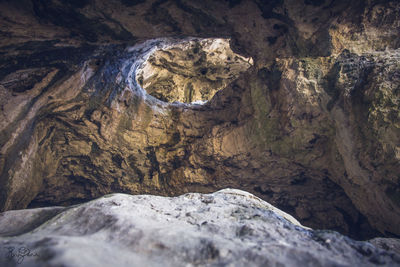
top-left (0, 0), bottom-right (399, 242)
top-left (1, 189), bottom-right (399, 266)
top-left (136, 38), bottom-right (253, 103)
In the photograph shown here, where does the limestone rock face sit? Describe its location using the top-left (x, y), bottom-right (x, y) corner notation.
top-left (0, 0), bottom-right (399, 240)
top-left (136, 38), bottom-right (252, 103)
top-left (0, 189), bottom-right (399, 267)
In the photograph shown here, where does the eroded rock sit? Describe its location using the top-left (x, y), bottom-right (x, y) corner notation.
top-left (136, 38), bottom-right (253, 103)
top-left (0, 189), bottom-right (399, 267)
top-left (0, 0), bottom-right (399, 240)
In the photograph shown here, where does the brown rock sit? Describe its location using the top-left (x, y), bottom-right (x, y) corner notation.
top-left (0, 0), bottom-right (398, 240)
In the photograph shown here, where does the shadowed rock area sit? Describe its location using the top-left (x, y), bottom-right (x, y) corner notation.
top-left (0, 189), bottom-right (399, 266)
top-left (0, 0), bottom-right (399, 243)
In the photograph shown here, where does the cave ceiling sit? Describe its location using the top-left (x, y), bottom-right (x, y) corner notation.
top-left (0, 0), bottom-right (399, 240)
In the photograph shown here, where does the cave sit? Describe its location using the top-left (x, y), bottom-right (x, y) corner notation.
top-left (0, 0), bottom-right (399, 265)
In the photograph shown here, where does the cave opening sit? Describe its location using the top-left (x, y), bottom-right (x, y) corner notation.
top-left (135, 38), bottom-right (253, 104)
top-left (1, 0), bottom-right (400, 263)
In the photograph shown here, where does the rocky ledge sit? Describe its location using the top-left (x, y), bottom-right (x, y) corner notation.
top-left (0, 189), bottom-right (399, 267)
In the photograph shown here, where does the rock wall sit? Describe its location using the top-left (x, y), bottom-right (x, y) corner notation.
top-left (0, 0), bottom-right (399, 239)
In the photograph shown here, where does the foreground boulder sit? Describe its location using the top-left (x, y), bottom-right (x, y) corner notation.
top-left (0, 189), bottom-right (399, 267)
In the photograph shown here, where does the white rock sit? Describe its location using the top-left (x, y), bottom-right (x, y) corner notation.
top-left (0, 189), bottom-right (398, 267)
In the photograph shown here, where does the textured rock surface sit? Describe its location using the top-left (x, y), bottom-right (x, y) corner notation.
top-left (0, 189), bottom-right (399, 267)
top-left (0, 0), bottom-right (399, 239)
top-left (370, 238), bottom-right (400, 256)
top-left (136, 38), bottom-right (252, 103)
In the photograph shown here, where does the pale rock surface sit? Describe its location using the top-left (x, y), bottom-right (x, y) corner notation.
top-left (136, 38), bottom-right (253, 103)
top-left (0, 189), bottom-right (399, 267)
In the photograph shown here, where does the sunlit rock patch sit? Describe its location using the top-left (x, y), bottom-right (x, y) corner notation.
top-left (136, 38), bottom-right (253, 104)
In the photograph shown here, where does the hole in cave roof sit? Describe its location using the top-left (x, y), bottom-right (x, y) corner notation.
top-left (135, 38), bottom-right (253, 104)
